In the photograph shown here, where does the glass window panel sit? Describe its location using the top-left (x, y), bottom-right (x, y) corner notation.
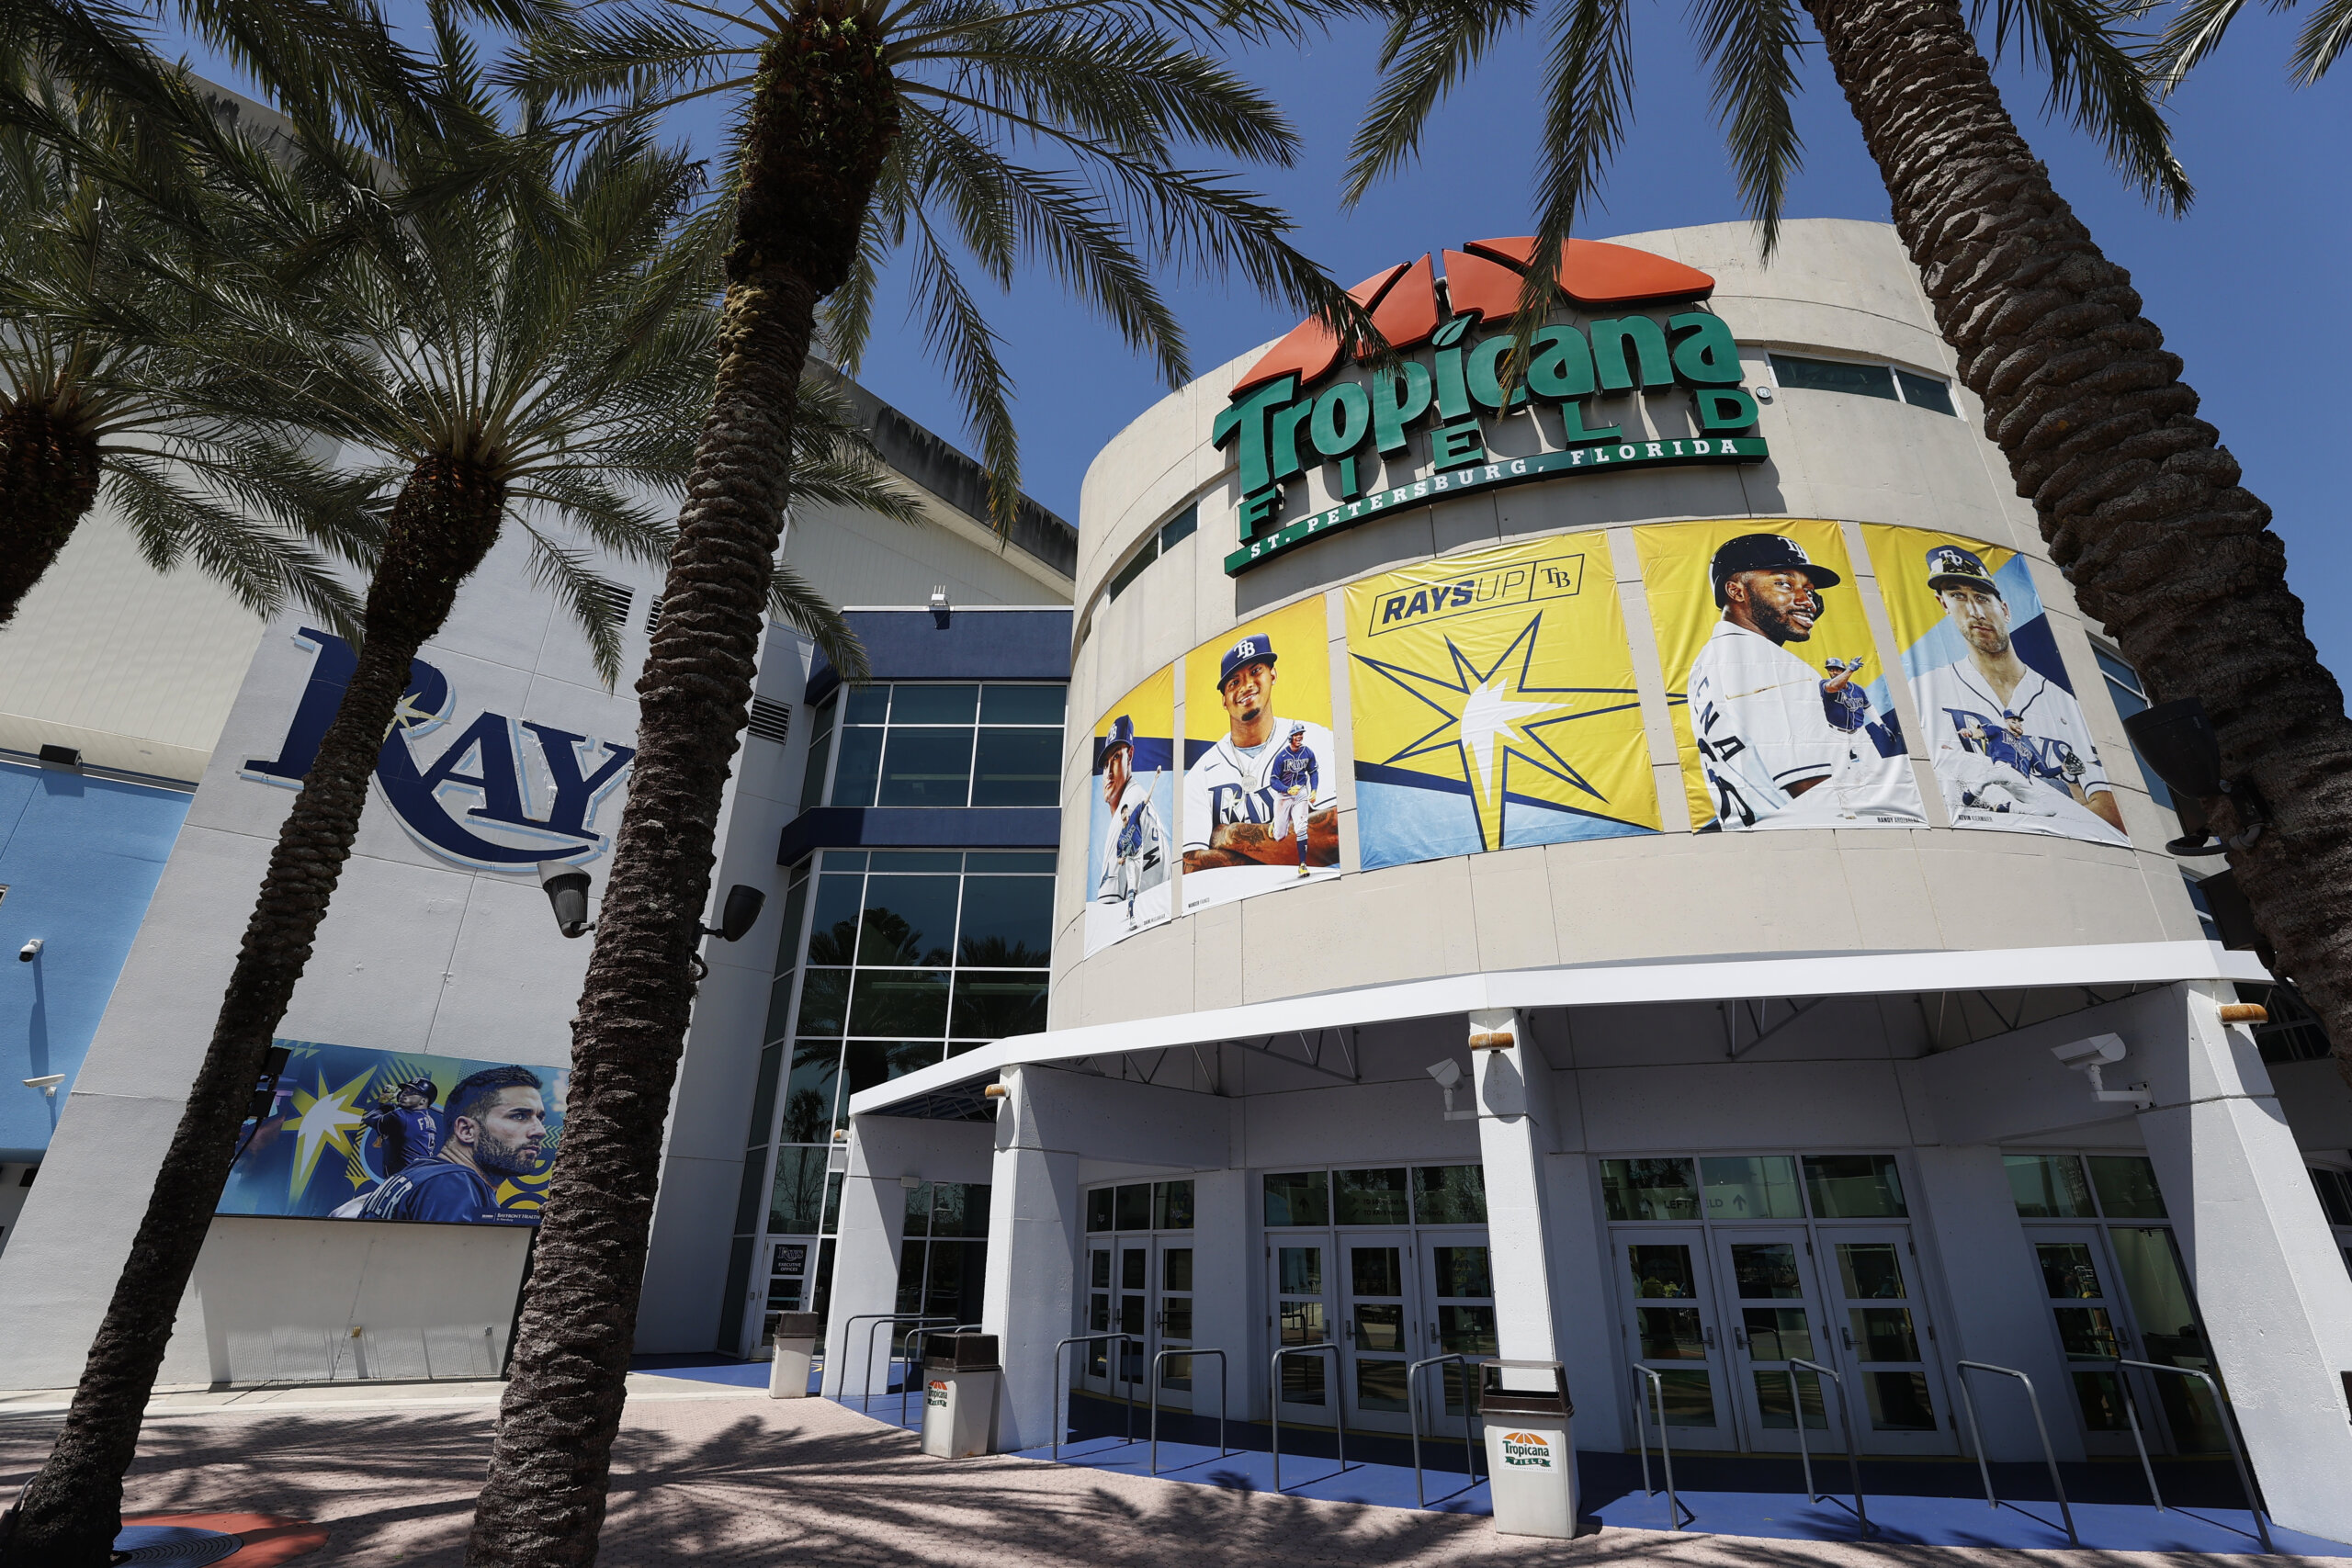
top-left (1106, 540), bottom-right (1158, 602)
top-left (2088, 1156), bottom-right (2168, 1218)
top-left (1638, 1306), bottom-right (1707, 1360)
top-left (1865, 1371), bottom-right (1939, 1430)
top-left (806, 875), bottom-right (865, 965)
top-left (829, 724), bottom-right (884, 807)
top-left (890, 684), bottom-right (978, 725)
top-left (1121, 1247), bottom-right (1147, 1289)
top-left (1893, 367), bottom-right (1956, 414)
top-left (1849, 1307), bottom-right (1919, 1361)
top-left (840, 1040), bottom-right (896, 1113)
top-left (842, 685), bottom-right (890, 725)
top-left (1159, 505), bottom-right (1198, 550)
top-left (1087, 1190), bottom-right (1114, 1233)
top-left (1277, 1247), bottom-right (1323, 1295)
top-left (1431, 1246), bottom-right (1492, 1299)
top-left (768, 1148), bottom-right (831, 1235)
top-left (888, 1041), bottom-right (945, 1078)
top-left (821, 1172), bottom-right (842, 1234)
top-left (1155, 1180), bottom-right (1194, 1230)
top-left (1334, 1168), bottom-right (1410, 1225)
top-left (1743, 1307), bottom-right (1814, 1361)
top-left (778, 1042), bottom-right (840, 1145)
top-left (867, 851), bottom-right (963, 872)
top-left (820, 850), bottom-right (869, 871)
top-left (731, 1149), bottom-right (768, 1235)
top-left (1756, 1369), bottom-right (1830, 1429)
top-left (2036, 1242), bottom-right (2104, 1300)
top-left (956, 876), bottom-right (1054, 965)
top-left (2052, 1305), bottom-right (2121, 1359)
top-left (1356, 1359), bottom-right (1410, 1412)
top-left (930, 1181), bottom-right (973, 1237)
top-left (1264, 1171), bottom-right (1330, 1227)
top-left (1836, 1243), bottom-right (1906, 1300)
top-left (980, 685), bottom-right (1067, 725)
top-left (1701, 1155), bottom-right (1804, 1220)
top-left (971, 728), bottom-right (1061, 806)
top-left (1163, 1248), bottom-right (1193, 1292)
top-left (771, 872), bottom-right (811, 979)
top-left (859, 876), bottom-right (960, 966)
top-left (795, 970), bottom-right (850, 1036)
top-left (1090, 1249), bottom-right (1112, 1287)
top-left (847, 971), bottom-right (950, 1037)
top-left (1627, 1244), bottom-right (1700, 1298)
top-left (948, 973), bottom-right (1048, 1039)
top-left (797, 699), bottom-right (836, 808)
top-left (2109, 1226), bottom-right (2206, 1370)
top-left (1600, 1157), bottom-right (1700, 1221)
top-left (965, 851), bottom-right (1057, 872)
top-left (1438, 1304), bottom-right (1498, 1357)
top-left (1280, 1300), bottom-right (1327, 1347)
top-left (1730, 1243), bottom-right (1804, 1299)
top-left (1772, 354), bottom-right (1898, 400)
top-left (1411, 1165), bottom-right (1487, 1224)
top-left (1089, 1295), bottom-right (1110, 1334)
top-left (903, 1179), bottom-right (933, 1237)
top-left (877, 728), bottom-right (974, 807)
top-left (745, 1043), bottom-right (782, 1150)
top-left (2072, 1370), bottom-right (2131, 1431)
top-left (1803, 1154), bottom-right (1908, 1217)
top-left (1355, 1303), bottom-right (1406, 1352)
top-left (895, 1240), bottom-right (928, 1317)
top-left (764, 974), bottom-right (798, 1048)
top-left (2312, 1168), bottom-right (2352, 1226)
top-left (1653, 1371), bottom-right (1716, 1427)
top-left (1280, 1345), bottom-right (1327, 1402)
top-left (2006, 1153), bottom-right (2096, 1218)
top-left (1115, 1183), bottom-right (1152, 1231)
top-left (1351, 1247), bottom-right (1403, 1297)
top-left (1162, 1299), bottom-right (1193, 1340)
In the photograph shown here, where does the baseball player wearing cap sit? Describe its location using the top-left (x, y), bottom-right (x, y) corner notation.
top-left (1182, 633), bottom-right (1339, 880)
top-left (1911, 545), bottom-right (2125, 840)
top-left (361, 1077), bottom-right (443, 1175)
top-left (1092, 714), bottom-right (1166, 928)
top-left (1687, 533), bottom-right (1919, 829)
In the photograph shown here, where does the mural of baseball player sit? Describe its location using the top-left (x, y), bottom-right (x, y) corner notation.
top-left (1083, 668), bottom-right (1175, 955)
top-left (355, 1066), bottom-right (549, 1224)
top-left (1862, 525), bottom-right (2127, 845)
top-left (1637, 522), bottom-right (1924, 831)
top-left (1181, 597), bottom-right (1340, 912)
top-left (361, 1077), bottom-right (443, 1175)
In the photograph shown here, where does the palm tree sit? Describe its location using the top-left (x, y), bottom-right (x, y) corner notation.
top-left (1349, 0), bottom-right (2352, 1082)
top-left (0, 40), bottom-right (910, 1562)
top-left (464, 1), bottom-right (1374, 1557)
top-left (2151, 0), bottom-right (2352, 86)
top-left (0, 67), bottom-right (367, 634)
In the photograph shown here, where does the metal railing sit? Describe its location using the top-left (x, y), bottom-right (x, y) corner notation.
top-left (1148, 1348), bottom-right (1228, 1475)
top-left (1050, 1333), bottom-right (1141, 1462)
top-left (1631, 1367), bottom-right (1690, 1530)
top-left (2114, 1358), bottom-right (2273, 1553)
top-left (1406, 1353), bottom-right (1480, 1508)
top-left (1786, 1359), bottom-right (1869, 1534)
top-left (900, 1323), bottom-right (983, 1429)
top-left (1953, 1360), bottom-right (2077, 1546)
top-left (837, 1314), bottom-right (954, 1409)
top-left (1270, 1343), bottom-right (1349, 1494)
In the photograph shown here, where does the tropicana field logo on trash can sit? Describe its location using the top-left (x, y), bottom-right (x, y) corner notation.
top-left (1500, 1431), bottom-right (1555, 1469)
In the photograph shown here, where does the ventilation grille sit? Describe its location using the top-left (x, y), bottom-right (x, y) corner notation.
top-left (581, 577), bottom-right (632, 626)
top-left (747, 697), bottom-right (793, 746)
top-left (644, 595), bottom-right (665, 634)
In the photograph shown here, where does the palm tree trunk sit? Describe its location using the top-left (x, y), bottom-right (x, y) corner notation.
top-left (0, 410), bottom-right (102, 630)
top-left (1808, 0), bottom-right (2352, 1081)
top-left (464, 14), bottom-right (896, 1566)
top-left (0, 457), bottom-right (503, 1568)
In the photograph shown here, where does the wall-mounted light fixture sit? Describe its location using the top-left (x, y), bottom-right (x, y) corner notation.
top-left (2122, 698), bottom-right (2267, 855)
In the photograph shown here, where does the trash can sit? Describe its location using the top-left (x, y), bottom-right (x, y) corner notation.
top-left (1480, 1360), bottom-right (1577, 1539)
top-left (767, 1312), bottom-right (821, 1399)
top-left (919, 1332), bottom-right (1002, 1458)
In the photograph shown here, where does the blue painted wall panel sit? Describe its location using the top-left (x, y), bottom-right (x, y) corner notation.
top-left (806, 609), bottom-right (1072, 703)
top-left (0, 761), bottom-right (191, 1161)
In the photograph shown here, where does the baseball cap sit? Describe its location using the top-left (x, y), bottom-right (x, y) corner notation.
top-left (1287, 721), bottom-right (1306, 739)
top-left (1103, 714), bottom-right (1135, 757)
top-left (1925, 544), bottom-right (2000, 597)
top-left (1218, 634), bottom-right (1277, 691)
top-left (400, 1077), bottom-right (438, 1106)
top-left (1710, 533), bottom-right (1842, 607)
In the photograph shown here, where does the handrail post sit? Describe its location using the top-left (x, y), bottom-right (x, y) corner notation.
top-left (901, 1322), bottom-right (982, 1429)
top-left (1270, 1342), bottom-right (1346, 1494)
top-left (1148, 1347), bottom-right (1228, 1475)
top-left (837, 1314), bottom-right (952, 1411)
top-left (1407, 1352), bottom-right (1474, 1509)
top-left (1630, 1366), bottom-right (1684, 1529)
top-left (2113, 1358), bottom-right (2165, 1513)
top-left (1955, 1359), bottom-right (2077, 1547)
top-left (2119, 1357), bottom-right (2273, 1553)
top-left (1049, 1332), bottom-right (1143, 1463)
top-left (1790, 1358), bottom-right (1867, 1535)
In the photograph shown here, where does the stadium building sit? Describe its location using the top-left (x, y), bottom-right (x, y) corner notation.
top-left (1, 216), bottom-right (2349, 1543)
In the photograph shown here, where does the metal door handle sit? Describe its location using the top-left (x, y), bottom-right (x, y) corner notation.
top-left (1731, 1326), bottom-right (1746, 1349)
top-left (1344, 1319), bottom-right (1355, 1340)
top-left (1840, 1325), bottom-right (1854, 1350)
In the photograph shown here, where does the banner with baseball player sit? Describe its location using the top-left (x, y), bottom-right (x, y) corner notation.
top-left (220, 1039), bottom-right (567, 1225)
top-left (1343, 534), bottom-right (1659, 870)
top-left (1635, 520), bottom-right (1925, 832)
top-left (1181, 596), bottom-right (1340, 912)
top-left (1084, 666), bottom-right (1177, 954)
top-left (1860, 525), bottom-right (2128, 845)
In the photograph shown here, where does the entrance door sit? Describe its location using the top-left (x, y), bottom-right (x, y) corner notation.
top-left (1713, 1228), bottom-right (1829, 1453)
top-left (1615, 1232), bottom-right (1737, 1450)
top-left (1822, 1230), bottom-right (1951, 1453)
top-left (2029, 1226), bottom-right (2142, 1455)
top-left (1155, 1239), bottom-right (1196, 1412)
top-left (746, 1238), bottom-right (814, 1360)
top-left (1080, 1242), bottom-right (1117, 1393)
top-left (1272, 1237), bottom-right (1336, 1427)
top-left (1426, 1234), bottom-right (1498, 1426)
top-left (1340, 1232), bottom-right (1416, 1431)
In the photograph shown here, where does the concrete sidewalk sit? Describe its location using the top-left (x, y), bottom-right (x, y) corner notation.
top-left (5, 1389), bottom-right (2346, 1568)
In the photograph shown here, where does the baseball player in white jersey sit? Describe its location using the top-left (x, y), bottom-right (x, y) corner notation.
top-left (1686, 533), bottom-right (1920, 829)
top-left (1909, 545), bottom-right (2125, 842)
top-left (1092, 714), bottom-right (1166, 925)
top-left (1182, 633), bottom-right (1339, 875)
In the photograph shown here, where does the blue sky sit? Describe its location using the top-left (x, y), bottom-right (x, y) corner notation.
top-left (175, 6), bottom-right (2348, 678)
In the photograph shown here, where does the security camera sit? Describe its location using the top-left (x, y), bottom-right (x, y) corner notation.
top-left (17, 938), bottom-right (41, 962)
top-left (23, 1073), bottom-right (63, 1096)
top-left (2052, 1032), bottom-right (2149, 1107)
top-left (537, 862), bottom-right (594, 939)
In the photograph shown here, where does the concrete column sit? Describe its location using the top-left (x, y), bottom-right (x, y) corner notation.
top-left (979, 1065), bottom-right (1081, 1450)
top-left (1183, 1166), bottom-right (1250, 1423)
top-left (1470, 1008), bottom-right (1563, 1381)
top-left (1544, 1152), bottom-right (1625, 1448)
top-left (818, 1126), bottom-right (908, 1403)
top-left (2136, 985), bottom-right (2352, 1542)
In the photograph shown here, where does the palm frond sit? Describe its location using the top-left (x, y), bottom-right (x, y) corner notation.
top-left (1974, 0), bottom-right (2190, 211)
top-left (767, 557), bottom-right (868, 683)
top-left (1688, 0), bottom-right (1806, 255)
top-left (1340, 0), bottom-right (1538, 208)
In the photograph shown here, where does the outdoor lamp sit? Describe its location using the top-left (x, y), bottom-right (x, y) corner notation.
top-left (537, 861), bottom-right (594, 938)
top-left (2120, 697), bottom-right (2264, 854)
top-left (703, 885), bottom-right (766, 943)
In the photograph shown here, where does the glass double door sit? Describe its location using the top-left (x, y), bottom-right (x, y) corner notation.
top-left (1272, 1229), bottom-right (1496, 1434)
top-left (1617, 1225), bottom-right (1950, 1455)
top-left (745, 1238), bottom-right (815, 1360)
top-left (2028, 1224), bottom-right (2226, 1454)
top-left (1081, 1237), bottom-right (1197, 1410)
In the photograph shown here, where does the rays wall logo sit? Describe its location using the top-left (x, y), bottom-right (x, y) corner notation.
top-left (1216, 236), bottom-right (1768, 575)
top-left (241, 628), bottom-right (635, 872)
